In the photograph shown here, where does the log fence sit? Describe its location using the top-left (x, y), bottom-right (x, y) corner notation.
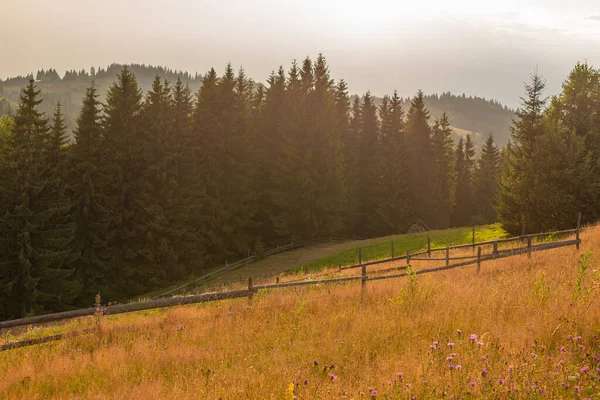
top-left (0, 215), bottom-right (587, 352)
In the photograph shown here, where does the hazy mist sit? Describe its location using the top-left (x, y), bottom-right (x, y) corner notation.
top-left (4, 0), bottom-right (600, 107)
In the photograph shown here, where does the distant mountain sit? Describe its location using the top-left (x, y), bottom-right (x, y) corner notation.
top-left (365, 92), bottom-right (515, 146)
top-left (0, 64), bottom-right (514, 145)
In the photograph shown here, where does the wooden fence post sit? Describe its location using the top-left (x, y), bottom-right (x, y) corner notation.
top-left (427, 236), bottom-right (431, 258)
top-left (338, 263), bottom-right (341, 272)
top-left (391, 241), bottom-right (394, 258)
top-left (576, 212), bottom-right (582, 250)
top-left (493, 241), bottom-right (498, 255)
top-left (248, 277), bottom-right (254, 301)
top-left (472, 227), bottom-right (475, 252)
top-left (527, 237), bottom-right (532, 258)
top-left (477, 247), bottom-right (481, 274)
top-left (406, 250), bottom-right (410, 265)
top-left (445, 247), bottom-right (449, 266)
top-left (361, 264), bottom-right (367, 291)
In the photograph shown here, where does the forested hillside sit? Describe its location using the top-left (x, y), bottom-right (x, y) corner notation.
top-left (0, 64), bottom-right (514, 144)
top-left (0, 55), bottom-right (597, 321)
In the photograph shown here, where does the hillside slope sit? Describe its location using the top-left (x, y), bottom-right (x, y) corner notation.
top-left (1, 226), bottom-right (598, 399)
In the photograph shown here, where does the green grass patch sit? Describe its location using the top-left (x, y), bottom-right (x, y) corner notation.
top-left (299, 224), bottom-right (508, 271)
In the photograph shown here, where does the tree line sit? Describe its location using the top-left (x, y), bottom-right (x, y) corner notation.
top-left (4, 54), bottom-right (592, 321)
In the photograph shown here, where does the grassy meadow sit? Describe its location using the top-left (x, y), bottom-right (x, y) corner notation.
top-left (1, 227), bottom-right (599, 399)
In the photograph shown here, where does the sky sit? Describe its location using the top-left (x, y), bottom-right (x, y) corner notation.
top-left (3, 0), bottom-right (600, 108)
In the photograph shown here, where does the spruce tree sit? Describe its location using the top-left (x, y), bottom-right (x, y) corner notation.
top-left (474, 134), bottom-right (500, 223)
top-left (430, 113), bottom-right (455, 228)
top-left (354, 91), bottom-right (380, 236)
top-left (102, 67), bottom-right (147, 296)
top-left (0, 81), bottom-right (78, 319)
top-left (69, 84), bottom-right (112, 303)
top-left (497, 73), bottom-right (547, 234)
top-left (370, 91), bottom-right (411, 234)
top-left (139, 76), bottom-right (184, 284)
top-left (253, 67), bottom-right (286, 244)
top-left (452, 134), bottom-right (476, 226)
top-left (405, 90), bottom-right (435, 227)
top-left (171, 78), bottom-right (205, 272)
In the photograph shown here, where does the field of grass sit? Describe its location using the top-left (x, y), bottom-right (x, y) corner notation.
top-left (301, 224), bottom-right (507, 271)
top-left (1, 226), bottom-right (598, 398)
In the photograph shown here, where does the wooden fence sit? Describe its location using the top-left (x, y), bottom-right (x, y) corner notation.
top-left (0, 218), bottom-right (585, 351)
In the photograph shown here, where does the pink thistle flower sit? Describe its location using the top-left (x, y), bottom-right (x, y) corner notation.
top-left (371, 390), bottom-right (377, 398)
top-left (328, 374), bottom-right (338, 381)
top-left (574, 336), bottom-right (582, 341)
top-left (580, 366), bottom-right (589, 374)
top-left (482, 368), bottom-right (488, 378)
top-left (314, 360), bottom-right (319, 366)
top-left (457, 329), bottom-right (462, 335)
top-left (469, 381), bottom-right (476, 387)
top-left (469, 334), bottom-right (477, 342)
top-left (579, 344), bottom-right (586, 350)
top-left (397, 372), bottom-right (403, 379)
top-left (568, 335), bottom-right (573, 341)
top-left (531, 353), bottom-right (538, 359)
top-left (304, 379), bottom-right (308, 385)
top-left (447, 342), bottom-right (455, 348)
top-left (560, 346), bottom-right (566, 352)
top-left (477, 341), bottom-right (484, 348)
top-left (359, 392), bottom-right (365, 396)
top-left (574, 386), bottom-right (581, 393)
top-left (456, 365), bottom-right (462, 370)
top-left (498, 378), bottom-right (505, 384)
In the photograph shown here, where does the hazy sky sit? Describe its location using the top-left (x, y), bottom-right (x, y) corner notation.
top-left (3, 0), bottom-right (600, 107)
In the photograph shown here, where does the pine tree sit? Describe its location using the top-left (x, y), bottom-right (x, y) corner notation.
top-left (171, 78), bottom-right (205, 272)
top-left (405, 90), bottom-right (435, 227)
top-left (430, 113), bottom-right (455, 228)
top-left (452, 134), bottom-right (476, 226)
top-left (138, 76), bottom-right (184, 284)
top-left (497, 72), bottom-right (548, 234)
top-left (370, 91), bottom-right (411, 234)
top-left (0, 81), bottom-right (78, 319)
top-left (474, 134), bottom-right (500, 223)
top-left (253, 67), bottom-right (286, 244)
top-left (192, 65), bottom-right (254, 261)
top-left (353, 91), bottom-right (380, 236)
top-left (102, 67), bottom-right (147, 296)
top-left (69, 84), bottom-right (112, 303)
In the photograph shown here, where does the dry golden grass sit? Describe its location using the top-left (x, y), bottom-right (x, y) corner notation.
top-left (1, 228), bottom-right (599, 399)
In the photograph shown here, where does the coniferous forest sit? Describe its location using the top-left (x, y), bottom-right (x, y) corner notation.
top-left (0, 55), bottom-right (598, 320)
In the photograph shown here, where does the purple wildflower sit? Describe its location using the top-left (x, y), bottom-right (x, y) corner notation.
top-left (328, 374), bottom-right (338, 381)
top-left (469, 334), bottom-right (477, 342)
top-left (447, 342), bottom-right (455, 348)
top-left (580, 366), bottom-right (589, 374)
top-left (477, 341), bottom-right (484, 348)
top-left (579, 344), bottom-right (586, 350)
top-left (531, 353), bottom-right (538, 359)
top-left (469, 381), bottom-right (476, 387)
top-left (561, 346), bottom-right (567, 352)
top-left (498, 378), bottom-right (505, 384)
top-left (574, 386), bottom-right (581, 393)
top-left (359, 392), bottom-right (365, 396)
top-left (574, 336), bottom-right (582, 341)
top-left (314, 360), bottom-right (319, 366)
top-left (371, 390), bottom-right (377, 398)
top-left (304, 379), bottom-right (308, 385)
top-left (397, 372), bottom-right (403, 379)
top-left (482, 368), bottom-right (488, 378)
top-left (457, 329), bottom-right (462, 335)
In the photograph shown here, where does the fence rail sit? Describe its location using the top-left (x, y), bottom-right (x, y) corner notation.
top-left (0, 216), bottom-right (586, 351)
